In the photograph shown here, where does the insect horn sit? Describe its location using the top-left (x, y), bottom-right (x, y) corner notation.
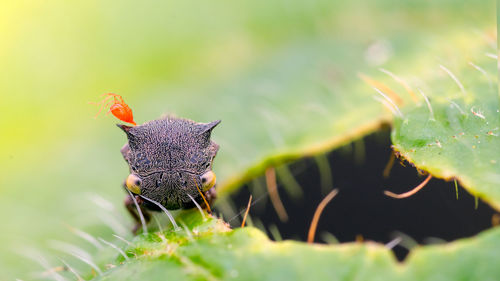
top-left (199, 120), bottom-right (221, 133)
top-left (197, 120), bottom-right (221, 144)
top-left (117, 124), bottom-right (135, 138)
top-left (117, 124), bottom-right (133, 133)
top-left (117, 124), bottom-right (139, 147)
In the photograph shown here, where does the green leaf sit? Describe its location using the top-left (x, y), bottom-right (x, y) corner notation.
top-left (391, 40), bottom-right (500, 210)
top-left (92, 211), bottom-right (500, 281)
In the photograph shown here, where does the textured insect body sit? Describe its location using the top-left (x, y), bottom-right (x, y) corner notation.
top-left (95, 93), bottom-right (219, 232)
top-left (120, 116), bottom-right (220, 232)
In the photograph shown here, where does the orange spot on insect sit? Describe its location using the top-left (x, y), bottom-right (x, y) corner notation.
top-left (93, 93), bottom-right (137, 125)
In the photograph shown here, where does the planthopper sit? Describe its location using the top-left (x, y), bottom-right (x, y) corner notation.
top-left (94, 93), bottom-right (220, 233)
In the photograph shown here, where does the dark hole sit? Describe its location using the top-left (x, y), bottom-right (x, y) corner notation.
top-left (216, 126), bottom-right (499, 261)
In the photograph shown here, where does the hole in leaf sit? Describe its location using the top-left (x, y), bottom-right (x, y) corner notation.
top-left (218, 126), bottom-right (500, 261)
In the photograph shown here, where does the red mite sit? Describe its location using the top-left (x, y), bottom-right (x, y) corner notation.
top-left (94, 93), bottom-right (137, 125)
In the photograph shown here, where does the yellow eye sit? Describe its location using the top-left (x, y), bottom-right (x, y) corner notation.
top-left (200, 171), bottom-right (216, 191)
top-left (126, 174), bottom-right (142, 194)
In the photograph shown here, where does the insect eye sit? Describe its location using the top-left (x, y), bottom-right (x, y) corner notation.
top-left (200, 171), bottom-right (216, 191)
top-left (126, 174), bottom-right (142, 195)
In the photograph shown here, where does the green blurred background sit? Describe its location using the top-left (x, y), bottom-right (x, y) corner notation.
top-left (0, 0), bottom-right (494, 279)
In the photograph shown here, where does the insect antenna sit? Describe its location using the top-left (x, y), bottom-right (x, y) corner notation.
top-left (241, 195), bottom-right (253, 227)
top-left (138, 194), bottom-right (180, 231)
top-left (384, 174), bottom-right (432, 199)
top-left (194, 179), bottom-right (212, 214)
top-left (307, 189), bottom-right (339, 243)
